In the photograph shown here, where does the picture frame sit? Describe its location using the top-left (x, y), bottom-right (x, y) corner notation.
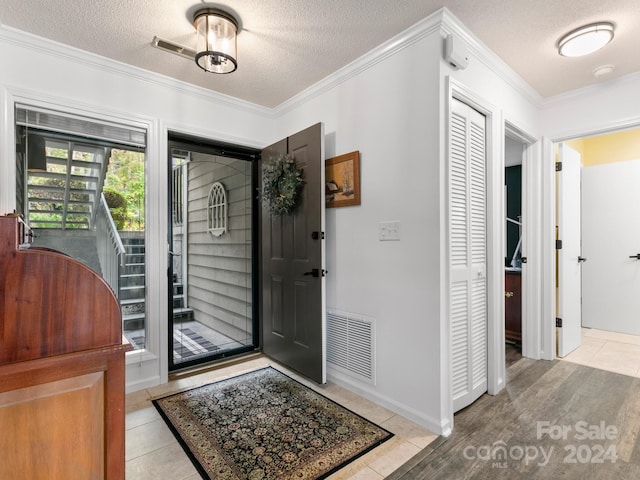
top-left (325, 151), bottom-right (361, 208)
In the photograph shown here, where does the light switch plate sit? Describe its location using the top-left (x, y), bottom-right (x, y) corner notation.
top-left (379, 221), bottom-right (400, 241)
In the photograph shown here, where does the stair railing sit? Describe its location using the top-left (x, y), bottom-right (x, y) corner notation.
top-left (95, 193), bottom-right (125, 295)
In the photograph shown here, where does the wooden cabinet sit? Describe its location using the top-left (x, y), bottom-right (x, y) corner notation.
top-left (0, 215), bottom-right (129, 479)
top-left (505, 270), bottom-right (522, 346)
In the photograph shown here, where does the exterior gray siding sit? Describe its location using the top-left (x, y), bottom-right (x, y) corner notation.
top-left (186, 154), bottom-right (253, 344)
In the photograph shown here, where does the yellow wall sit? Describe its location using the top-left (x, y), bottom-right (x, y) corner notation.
top-left (564, 138), bottom-right (584, 158)
top-left (579, 129), bottom-right (640, 167)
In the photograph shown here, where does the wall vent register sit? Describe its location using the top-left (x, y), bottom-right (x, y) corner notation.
top-left (327, 310), bottom-right (376, 384)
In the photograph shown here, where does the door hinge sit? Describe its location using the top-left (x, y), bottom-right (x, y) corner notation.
top-left (311, 231), bottom-right (325, 240)
top-left (556, 318), bottom-right (563, 328)
top-left (556, 161), bottom-right (563, 172)
top-left (556, 239), bottom-right (562, 250)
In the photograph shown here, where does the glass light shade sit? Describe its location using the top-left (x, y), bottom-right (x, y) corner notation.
top-left (558, 23), bottom-right (614, 57)
top-left (194, 9), bottom-right (238, 74)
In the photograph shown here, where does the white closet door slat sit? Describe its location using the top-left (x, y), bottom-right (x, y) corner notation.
top-left (450, 98), bottom-right (488, 412)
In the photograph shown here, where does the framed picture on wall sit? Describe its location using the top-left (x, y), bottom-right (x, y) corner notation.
top-left (325, 151), bottom-right (361, 208)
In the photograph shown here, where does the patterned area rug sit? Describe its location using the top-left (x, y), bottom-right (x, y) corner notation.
top-left (153, 367), bottom-right (393, 479)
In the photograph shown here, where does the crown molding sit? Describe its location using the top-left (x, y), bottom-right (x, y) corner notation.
top-left (438, 9), bottom-right (543, 108)
top-left (0, 25), bottom-right (274, 118)
top-left (542, 71), bottom-right (640, 108)
top-left (274, 7), bottom-right (544, 115)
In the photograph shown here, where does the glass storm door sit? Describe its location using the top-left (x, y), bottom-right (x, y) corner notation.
top-left (168, 134), bottom-right (259, 371)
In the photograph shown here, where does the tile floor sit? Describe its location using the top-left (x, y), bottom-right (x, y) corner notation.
top-left (561, 327), bottom-right (640, 377)
top-left (125, 355), bottom-right (439, 479)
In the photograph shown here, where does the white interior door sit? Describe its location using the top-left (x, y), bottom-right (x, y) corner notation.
top-left (582, 159), bottom-right (640, 335)
top-left (450, 98), bottom-right (487, 412)
top-left (557, 143), bottom-right (582, 357)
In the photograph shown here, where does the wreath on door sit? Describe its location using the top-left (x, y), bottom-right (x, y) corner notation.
top-left (260, 154), bottom-right (305, 215)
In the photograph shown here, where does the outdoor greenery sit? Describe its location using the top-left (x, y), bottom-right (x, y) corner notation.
top-left (104, 149), bottom-right (145, 231)
top-left (103, 189), bottom-right (127, 230)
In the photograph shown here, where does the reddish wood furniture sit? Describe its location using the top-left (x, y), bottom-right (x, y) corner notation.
top-left (0, 214), bottom-right (129, 479)
top-left (505, 269), bottom-right (522, 347)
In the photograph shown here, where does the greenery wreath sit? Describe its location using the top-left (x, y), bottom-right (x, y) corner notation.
top-left (260, 154), bottom-right (305, 215)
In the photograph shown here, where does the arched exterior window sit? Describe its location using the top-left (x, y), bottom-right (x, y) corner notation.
top-left (207, 182), bottom-right (227, 237)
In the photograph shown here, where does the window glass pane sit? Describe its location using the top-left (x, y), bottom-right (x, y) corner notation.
top-left (15, 106), bottom-right (147, 351)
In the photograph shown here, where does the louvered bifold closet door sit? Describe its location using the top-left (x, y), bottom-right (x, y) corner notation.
top-left (450, 98), bottom-right (488, 413)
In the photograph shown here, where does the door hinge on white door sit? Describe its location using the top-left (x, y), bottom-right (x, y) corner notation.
top-left (556, 318), bottom-right (563, 327)
top-left (556, 162), bottom-right (563, 172)
top-left (556, 239), bottom-right (563, 250)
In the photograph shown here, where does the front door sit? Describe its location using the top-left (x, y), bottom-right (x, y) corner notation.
top-left (557, 143), bottom-right (583, 357)
top-left (261, 123), bottom-right (326, 383)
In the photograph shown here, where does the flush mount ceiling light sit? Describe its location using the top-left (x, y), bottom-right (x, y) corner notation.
top-left (558, 22), bottom-right (615, 57)
top-left (193, 8), bottom-right (238, 74)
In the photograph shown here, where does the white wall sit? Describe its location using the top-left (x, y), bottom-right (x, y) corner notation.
top-left (0, 26), bottom-right (275, 392)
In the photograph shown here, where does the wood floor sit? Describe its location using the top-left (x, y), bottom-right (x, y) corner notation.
top-left (388, 353), bottom-right (640, 479)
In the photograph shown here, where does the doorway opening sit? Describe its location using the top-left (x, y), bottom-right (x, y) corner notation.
top-left (504, 134), bottom-right (525, 366)
top-left (555, 127), bottom-right (640, 373)
top-left (167, 132), bottom-right (260, 372)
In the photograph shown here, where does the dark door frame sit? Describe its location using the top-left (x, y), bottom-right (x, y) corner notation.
top-left (167, 131), bottom-right (261, 372)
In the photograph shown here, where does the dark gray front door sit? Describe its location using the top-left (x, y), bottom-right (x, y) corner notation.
top-left (261, 123), bottom-right (326, 383)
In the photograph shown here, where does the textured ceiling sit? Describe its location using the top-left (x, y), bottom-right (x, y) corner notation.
top-left (1, 0), bottom-right (638, 108)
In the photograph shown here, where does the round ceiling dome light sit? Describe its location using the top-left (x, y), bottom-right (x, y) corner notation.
top-left (558, 22), bottom-right (615, 57)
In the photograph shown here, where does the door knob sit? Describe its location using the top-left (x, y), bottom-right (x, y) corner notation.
top-left (630, 254), bottom-right (640, 260)
top-left (303, 268), bottom-right (327, 278)
top-left (578, 256), bottom-right (587, 263)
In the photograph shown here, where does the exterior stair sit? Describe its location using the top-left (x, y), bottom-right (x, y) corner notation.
top-left (120, 233), bottom-right (146, 332)
top-left (22, 130), bottom-right (194, 336)
top-left (172, 274), bottom-right (194, 324)
top-left (119, 233), bottom-right (194, 334)
top-left (24, 138), bottom-right (109, 231)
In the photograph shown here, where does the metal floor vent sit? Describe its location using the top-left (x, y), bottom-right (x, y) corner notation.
top-left (327, 310), bottom-right (376, 384)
